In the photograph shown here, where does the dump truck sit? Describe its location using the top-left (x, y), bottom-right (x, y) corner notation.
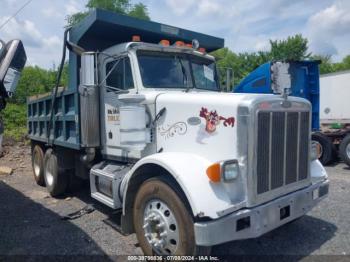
top-left (27, 9), bottom-right (329, 255)
top-left (234, 61), bottom-right (350, 167)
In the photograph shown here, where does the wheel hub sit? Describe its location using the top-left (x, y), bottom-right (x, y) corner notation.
top-left (314, 141), bottom-right (323, 159)
top-left (143, 199), bottom-right (179, 255)
top-left (45, 157), bottom-right (54, 186)
top-left (33, 151), bottom-right (41, 177)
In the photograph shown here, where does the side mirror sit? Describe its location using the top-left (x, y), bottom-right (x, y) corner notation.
top-left (0, 40), bottom-right (27, 98)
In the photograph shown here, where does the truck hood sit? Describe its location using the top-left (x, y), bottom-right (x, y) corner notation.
top-left (153, 91), bottom-right (260, 162)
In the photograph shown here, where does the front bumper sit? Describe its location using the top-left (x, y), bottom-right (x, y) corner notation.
top-left (194, 179), bottom-right (329, 246)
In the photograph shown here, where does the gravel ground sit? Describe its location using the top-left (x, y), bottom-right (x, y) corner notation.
top-left (0, 144), bottom-right (349, 259)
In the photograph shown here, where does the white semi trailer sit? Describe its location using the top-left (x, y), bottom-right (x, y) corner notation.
top-left (28, 9), bottom-right (329, 255)
top-left (320, 70), bottom-right (350, 166)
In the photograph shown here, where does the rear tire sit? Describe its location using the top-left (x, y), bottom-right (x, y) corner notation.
top-left (43, 148), bottom-right (68, 197)
top-left (133, 178), bottom-right (211, 256)
top-left (340, 134), bottom-right (350, 167)
top-left (32, 145), bottom-right (45, 186)
top-left (312, 133), bottom-right (334, 165)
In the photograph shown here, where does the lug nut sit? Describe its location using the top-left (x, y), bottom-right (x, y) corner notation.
top-left (156, 222), bottom-right (165, 229)
top-left (158, 239), bottom-right (165, 247)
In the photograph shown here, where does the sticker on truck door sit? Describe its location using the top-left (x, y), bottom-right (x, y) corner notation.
top-left (107, 107), bottom-right (120, 124)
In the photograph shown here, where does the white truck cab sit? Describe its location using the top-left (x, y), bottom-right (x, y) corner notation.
top-left (28, 9), bottom-right (329, 255)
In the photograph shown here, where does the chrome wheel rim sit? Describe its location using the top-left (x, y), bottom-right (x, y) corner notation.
top-left (143, 199), bottom-right (179, 255)
top-left (314, 141), bottom-right (323, 159)
top-left (33, 151), bottom-right (41, 177)
top-left (346, 143), bottom-right (350, 159)
top-left (45, 157), bottom-right (54, 186)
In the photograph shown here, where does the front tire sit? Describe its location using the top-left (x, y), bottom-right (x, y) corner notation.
top-left (43, 148), bottom-right (68, 197)
top-left (340, 134), bottom-right (350, 167)
top-left (32, 145), bottom-right (45, 186)
top-left (133, 178), bottom-right (211, 255)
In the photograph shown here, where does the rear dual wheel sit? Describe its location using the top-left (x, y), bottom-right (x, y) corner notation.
top-left (312, 133), bottom-right (334, 165)
top-left (133, 178), bottom-right (211, 255)
top-left (32, 145), bottom-right (45, 186)
top-left (43, 148), bottom-right (68, 197)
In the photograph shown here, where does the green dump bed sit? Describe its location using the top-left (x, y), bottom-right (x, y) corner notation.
top-left (27, 8), bottom-right (224, 149)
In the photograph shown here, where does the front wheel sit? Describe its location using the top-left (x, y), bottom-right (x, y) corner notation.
top-left (133, 178), bottom-right (211, 255)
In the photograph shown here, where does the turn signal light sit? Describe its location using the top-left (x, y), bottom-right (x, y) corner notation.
top-left (132, 35), bottom-right (141, 42)
top-left (185, 43), bottom-right (193, 48)
top-left (206, 163), bottom-right (221, 183)
top-left (159, 39), bottom-right (170, 46)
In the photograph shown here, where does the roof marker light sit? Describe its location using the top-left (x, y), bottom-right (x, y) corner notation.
top-left (159, 39), bottom-right (170, 46)
top-left (175, 41), bottom-right (185, 47)
top-left (132, 35), bottom-right (141, 42)
top-left (199, 47), bottom-right (206, 53)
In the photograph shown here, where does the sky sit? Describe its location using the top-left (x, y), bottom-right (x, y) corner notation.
top-left (0, 0), bottom-right (349, 69)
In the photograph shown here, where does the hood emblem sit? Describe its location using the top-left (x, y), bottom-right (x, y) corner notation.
top-left (187, 117), bottom-right (201, 126)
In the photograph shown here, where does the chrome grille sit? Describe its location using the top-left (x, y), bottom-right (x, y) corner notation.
top-left (256, 110), bottom-right (310, 195)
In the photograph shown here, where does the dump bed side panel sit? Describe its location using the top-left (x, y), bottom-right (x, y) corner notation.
top-left (27, 89), bottom-right (80, 150)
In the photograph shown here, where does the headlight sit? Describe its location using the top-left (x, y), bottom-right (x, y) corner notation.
top-left (206, 159), bottom-right (240, 183)
top-left (310, 141), bottom-right (319, 161)
top-left (222, 160), bottom-right (239, 182)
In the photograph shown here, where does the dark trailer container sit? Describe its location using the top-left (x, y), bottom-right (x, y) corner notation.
top-left (27, 8), bottom-right (224, 150)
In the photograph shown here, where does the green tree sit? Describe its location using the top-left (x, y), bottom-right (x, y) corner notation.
top-left (269, 34), bottom-right (311, 61)
top-left (10, 64), bottom-right (68, 104)
top-left (312, 54), bottom-right (334, 75)
top-left (67, 0), bottom-right (150, 26)
top-left (342, 55), bottom-right (350, 69)
top-left (212, 34), bottom-right (313, 87)
top-left (128, 3), bottom-right (149, 20)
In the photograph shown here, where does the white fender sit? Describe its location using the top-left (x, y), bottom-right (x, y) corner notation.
top-left (310, 159), bottom-right (328, 184)
top-left (122, 152), bottom-right (236, 219)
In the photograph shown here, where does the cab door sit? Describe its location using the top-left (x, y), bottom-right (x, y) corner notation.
top-left (100, 56), bottom-right (135, 157)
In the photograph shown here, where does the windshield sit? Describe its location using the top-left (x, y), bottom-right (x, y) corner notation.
top-left (137, 51), bottom-right (219, 91)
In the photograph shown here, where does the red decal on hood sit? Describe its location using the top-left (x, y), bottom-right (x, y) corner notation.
top-left (199, 107), bottom-right (235, 133)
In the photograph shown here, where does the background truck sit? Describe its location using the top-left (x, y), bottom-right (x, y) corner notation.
top-left (27, 9), bottom-right (329, 255)
top-left (234, 61), bottom-right (350, 167)
top-left (319, 70), bottom-right (350, 167)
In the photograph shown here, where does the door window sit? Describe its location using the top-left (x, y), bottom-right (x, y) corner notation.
top-left (105, 57), bottom-right (134, 90)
